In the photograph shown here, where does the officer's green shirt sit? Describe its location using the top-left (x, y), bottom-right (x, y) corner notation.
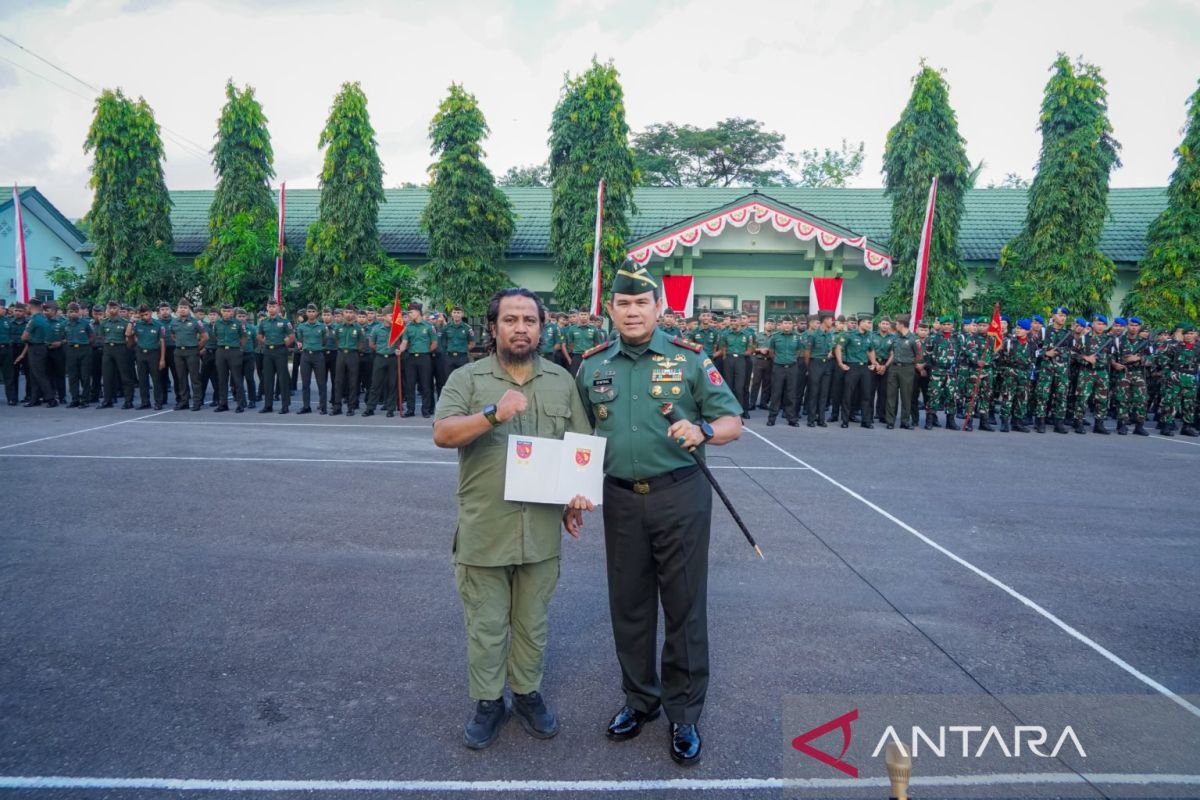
top-left (170, 316), bottom-right (205, 347)
top-left (564, 324), bottom-right (594, 354)
top-left (322, 322), bottom-right (338, 351)
top-left (870, 331), bottom-right (896, 363)
top-left (132, 319), bottom-right (164, 350)
top-left (435, 354), bottom-right (591, 567)
top-left (891, 332), bottom-right (920, 364)
top-left (805, 328), bottom-right (836, 360)
top-left (722, 327), bottom-right (754, 355)
top-left (576, 328), bottom-right (742, 482)
top-left (442, 321), bottom-right (474, 353)
top-left (23, 313), bottom-right (52, 344)
top-left (369, 323), bottom-right (398, 355)
top-left (689, 326), bottom-right (721, 356)
top-left (99, 317), bottom-right (127, 345)
top-left (49, 316), bottom-right (68, 343)
top-left (659, 324), bottom-right (681, 338)
top-left (295, 321), bottom-right (327, 351)
top-left (0, 314), bottom-right (11, 344)
top-left (767, 331), bottom-right (803, 365)
top-left (335, 321), bottom-right (363, 350)
top-left (401, 320), bottom-right (435, 353)
top-left (259, 315), bottom-right (293, 347)
top-left (836, 329), bottom-right (874, 364)
top-left (241, 323), bottom-right (257, 353)
top-left (539, 322), bottom-right (560, 355)
top-left (65, 317), bottom-right (93, 345)
top-left (212, 318), bottom-right (246, 347)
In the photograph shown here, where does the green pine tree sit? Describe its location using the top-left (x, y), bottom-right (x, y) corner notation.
top-left (876, 63), bottom-right (971, 319)
top-left (195, 80), bottom-right (277, 307)
top-left (549, 59), bottom-right (638, 310)
top-left (1121, 79), bottom-right (1200, 326)
top-left (84, 89), bottom-right (188, 305)
top-left (997, 54), bottom-right (1121, 317)
top-left (420, 84), bottom-right (514, 316)
top-left (300, 81), bottom-right (386, 307)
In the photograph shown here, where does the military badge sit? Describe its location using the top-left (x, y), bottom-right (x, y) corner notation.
top-left (651, 385), bottom-right (663, 397)
top-left (515, 439), bottom-right (533, 463)
top-left (671, 386), bottom-right (681, 396)
top-left (705, 364), bottom-right (724, 386)
top-left (597, 404), bottom-right (609, 420)
top-left (574, 448), bottom-right (591, 468)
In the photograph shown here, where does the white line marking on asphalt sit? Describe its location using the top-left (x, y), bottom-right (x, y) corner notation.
top-left (745, 426), bottom-right (1200, 721)
top-left (0, 409), bottom-right (173, 451)
top-left (1152, 434), bottom-right (1200, 448)
top-left (0, 773), bottom-right (1196, 793)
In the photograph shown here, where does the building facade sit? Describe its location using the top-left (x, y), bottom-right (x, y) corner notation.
top-left (0, 187), bottom-right (89, 305)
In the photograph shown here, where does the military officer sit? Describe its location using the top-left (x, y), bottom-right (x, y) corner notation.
top-left (997, 319), bottom-right (1036, 432)
top-left (398, 302), bottom-right (437, 418)
top-left (442, 306), bottom-right (475, 378)
top-left (765, 316), bottom-right (802, 426)
top-left (331, 305), bottom-right (364, 416)
top-left (1033, 306), bottom-right (1073, 433)
top-left (884, 315), bottom-right (920, 429)
top-left (87, 304), bottom-right (104, 403)
top-left (294, 304), bottom-right (329, 415)
top-left (169, 299), bottom-right (207, 411)
top-left (835, 314), bottom-right (876, 428)
top-left (688, 311), bottom-right (720, 359)
top-left (749, 317), bottom-right (775, 411)
top-left (362, 307), bottom-right (400, 417)
top-left (98, 300), bottom-right (136, 408)
top-left (1111, 317), bottom-right (1151, 436)
top-left (577, 266), bottom-right (742, 767)
top-left (357, 308), bottom-right (375, 404)
top-left (0, 301), bottom-right (15, 406)
top-left (212, 303), bottom-right (247, 412)
top-left (18, 297), bottom-right (57, 406)
top-left (720, 315), bottom-right (754, 419)
top-left (236, 309), bottom-right (258, 409)
top-left (62, 302), bottom-right (95, 407)
top-left (321, 308), bottom-right (338, 401)
top-left (1071, 314), bottom-right (1112, 434)
top-left (128, 304), bottom-right (166, 409)
top-left (803, 310), bottom-right (836, 426)
top-left (257, 300), bottom-right (295, 414)
top-left (433, 287), bottom-right (594, 750)
top-left (45, 302), bottom-right (68, 403)
top-left (538, 311), bottom-right (561, 363)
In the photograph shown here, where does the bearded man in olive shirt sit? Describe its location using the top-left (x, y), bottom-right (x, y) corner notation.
top-left (433, 287), bottom-right (595, 751)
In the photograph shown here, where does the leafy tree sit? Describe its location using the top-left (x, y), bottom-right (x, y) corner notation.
top-left (83, 88), bottom-right (190, 304)
top-left (47, 257), bottom-right (99, 304)
top-left (549, 59), bottom-right (638, 309)
top-left (195, 80), bottom-right (277, 307)
top-left (793, 139), bottom-right (865, 188)
top-left (997, 54), bottom-right (1121, 316)
top-left (632, 118), bottom-right (792, 187)
top-left (986, 172), bottom-right (1030, 189)
top-left (350, 257), bottom-right (422, 310)
top-left (419, 84), bottom-right (514, 316)
top-left (498, 163), bottom-right (550, 187)
top-left (299, 81), bottom-right (386, 307)
top-left (1122, 79), bottom-right (1200, 326)
top-left (875, 63), bottom-right (972, 318)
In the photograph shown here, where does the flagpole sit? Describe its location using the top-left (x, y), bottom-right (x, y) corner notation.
top-left (274, 182), bottom-right (286, 305)
top-left (12, 184), bottom-right (29, 303)
top-left (590, 179), bottom-right (605, 317)
top-left (910, 177), bottom-right (937, 324)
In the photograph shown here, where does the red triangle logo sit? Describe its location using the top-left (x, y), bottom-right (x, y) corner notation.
top-left (791, 708), bottom-right (859, 777)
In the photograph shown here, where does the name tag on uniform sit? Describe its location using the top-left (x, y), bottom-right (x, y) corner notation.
top-left (592, 377), bottom-right (612, 389)
top-left (651, 367), bottom-right (682, 382)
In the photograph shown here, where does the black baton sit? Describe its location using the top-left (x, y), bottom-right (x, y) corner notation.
top-left (660, 403), bottom-right (764, 560)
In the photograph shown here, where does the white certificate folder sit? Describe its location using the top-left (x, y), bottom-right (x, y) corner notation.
top-left (503, 432), bottom-right (606, 505)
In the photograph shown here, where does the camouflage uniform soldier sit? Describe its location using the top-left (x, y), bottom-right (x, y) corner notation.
top-left (954, 319), bottom-right (983, 430)
top-left (1111, 317), bottom-right (1151, 436)
top-left (1158, 324), bottom-right (1199, 437)
top-left (924, 316), bottom-right (958, 430)
top-left (997, 319), bottom-right (1036, 432)
top-left (1070, 315), bottom-right (1112, 434)
top-left (1032, 307), bottom-right (1073, 433)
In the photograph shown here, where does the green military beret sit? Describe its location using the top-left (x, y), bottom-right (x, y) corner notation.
top-left (611, 266), bottom-right (658, 296)
top-left (856, 312), bottom-right (873, 322)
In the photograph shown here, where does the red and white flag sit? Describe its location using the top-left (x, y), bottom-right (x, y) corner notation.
top-left (12, 185), bottom-right (29, 303)
top-left (273, 182), bottom-right (286, 305)
top-left (589, 179), bottom-right (605, 316)
top-left (662, 275), bottom-right (694, 317)
top-left (909, 176), bottom-right (937, 325)
top-left (809, 277), bottom-right (843, 317)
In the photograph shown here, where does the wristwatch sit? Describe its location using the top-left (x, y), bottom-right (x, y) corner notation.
top-left (482, 403), bottom-right (500, 426)
top-left (699, 420), bottom-right (715, 442)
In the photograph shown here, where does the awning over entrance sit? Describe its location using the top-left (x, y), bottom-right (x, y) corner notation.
top-left (625, 192), bottom-right (892, 275)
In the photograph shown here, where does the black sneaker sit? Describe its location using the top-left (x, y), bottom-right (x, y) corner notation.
top-left (464, 699), bottom-right (509, 750)
top-left (512, 691), bottom-right (559, 739)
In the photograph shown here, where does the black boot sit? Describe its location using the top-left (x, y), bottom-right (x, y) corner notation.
top-left (1093, 419), bottom-right (1110, 435)
top-left (1035, 417), bottom-right (1045, 434)
top-left (1012, 419), bottom-right (1030, 433)
top-left (944, 413), bottom-right (955, 429)
top-left (978, 416), bottom-right (994, 432)
top-left (463, 699), bottom-right (508, 750)
top-left (1116, 419), bottom-right (1128, 435)
top-left (1183, 425), bottom-right (1200, 437)
top-left (512, 691), bottom-right (559, 739)
top-left (1000, 417), bottom-right (1010, 432)
top-left (1054, 418), bottom-right (1070, 434)
top-left (1133, 421), bottom-right (1149, 436)
top-left (923, 413), bottom-right (933, 430)
top-left (1161, 421), bottom-right (1176, 437)
top-left (1074, 419), bottom-right (1087, 434)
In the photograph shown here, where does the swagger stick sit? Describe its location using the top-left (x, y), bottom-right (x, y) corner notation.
top-left (660, 403), bottom-right (764, 560)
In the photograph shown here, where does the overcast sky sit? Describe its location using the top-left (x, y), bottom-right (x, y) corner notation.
top-left (2, 0), bottom-right (1198, 219)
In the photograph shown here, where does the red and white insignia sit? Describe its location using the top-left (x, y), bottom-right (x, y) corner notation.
top-left (515, 440), bottom-right (533, 462)
top-left (574, 448), bottom-right (591, 468)
top-left (706, 365), bottom-right (724, 386)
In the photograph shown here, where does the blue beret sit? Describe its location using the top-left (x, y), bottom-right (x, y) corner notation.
top-left (1054, 306), bottom-right (1070, 315)
top-left (1092, 314), bottom-right (1108, 324)
top-left (1000, 315), bottom-right (1010, 322)
top-left (1074, 317), bottom-right (1088, 327)
top-left (1033, 314), bottom-right (1045, 324)
top-left (1129, 317), bottom-right (1142, 325)
top-left (963, 317), bottom-right (974, 324)
top-left (1113, 317), bottom-right (1127, 326)
top-left (1017, 319), bottom-right (1032, 330)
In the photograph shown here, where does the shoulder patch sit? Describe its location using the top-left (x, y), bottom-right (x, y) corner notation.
top-left (582, 339), bottom-right (617, 359)
top-left (673, 336), bottom-right (703, 353)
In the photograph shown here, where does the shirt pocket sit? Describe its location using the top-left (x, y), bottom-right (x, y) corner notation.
top-left (537, 397), bottom-right (572, 438)
top-left (587, 382), bottom-right (619, 429)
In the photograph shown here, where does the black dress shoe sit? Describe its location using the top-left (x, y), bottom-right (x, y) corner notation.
top-left (258, 406), bottom-right (272, 414)
top-left (886, 423), bottom-right (894, 429)
top-left (787, 420), bottom-right (800, 427)
top-left (606, 704), bottom-right (661, 741)
top-left (319, 408), bottom-right (327, 415)
top-left (46, 400), bottom-right (59, 408)
top-left (235, 405), bottom-right (245, 413)
top-left (422, 412), bottom-right (433, 418)
top-left (138, 403), bottom-right (152, 410)
top-left (766, 418), bottom-right (776, 427)
top-left (330, 408), bottom-right (342, 416)
top-left (402, 411), bottom-right (415, 418)
top-left (463, 699), bottom-right (508, 750)
top-left (817, 420), bottom-right (827, 427)
top-left (346, 409), bottom-right (356, 417)
top-left (512, 691), bottom-right (559, 739)
top-left (23, 401), bottom-right (41, 407)
top-left (670, 723), bottom-right (702, 766)
top-left (154, 404), bottom-right (162, 410)
top-left (279, 408), bottom-right (288, 414)
top-left (215, 405), bottom-right (229, 412)
top-left (361, 409), bottom-right (374, 417)
top-left (98, 402), bottom-right (114, 408)
top-left (861, 422), bottom-right (873, 429)
top-left (840, 421), bottom-right (848, 428)
top-left (386, 410), bottom-right (395, 418)
top-left (123, 402), bottom-right (134, 409)
top-left (174, 404), bottom-right (186, 411)
top-left (807, 421), bottom-right (816, 427)
top-left (298, 407), bottom-right (312, 414)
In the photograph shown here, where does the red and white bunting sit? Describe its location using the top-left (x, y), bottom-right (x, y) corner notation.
top-left (909, 177), bottom-right (937, 325)
top-left (627, 200), bottom-right (892, 275)
top-left (589, 179), bottom-right (605, 316)
top-left (274, 182), bottom-right (286, 305)
top-left (12, 185), bottom-right (29, 303)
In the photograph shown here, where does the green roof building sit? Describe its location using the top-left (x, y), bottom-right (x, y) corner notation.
top-left (165, 186), bottom-right (1166, 320)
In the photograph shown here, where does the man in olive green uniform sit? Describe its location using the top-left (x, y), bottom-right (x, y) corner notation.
top-left (442, 306), bottom-right (475, 377)
top-left (804, 310), bottom-right (836, 427)
top-left (236, 309), bottom-right (258, 409)
top-left (45, 302), bottom-right (68, 403)
top-left (884, 315), bottom-right (921, 429)
top-left (363, 307), bottom-right (400, 417)
top-left (87, 304), bottom-right (104, 403)
top-left (63, 302), bottom-right (95, 407)
top-left (257, 300), bottom-right (295, 414)
top-left (720, 315), bottom-right (754, 419)
top-left (331, 306), bottom-right (364, 416)
top-left (398, 302), bottom-right (437, 417)
top-left (563, 311), bottom-right (595, 375)
top-left (19, 297), bottom-right (57, 406)
top-left (357, 309), bottom-right (376, 404)
top-left (0, 302), bottom-right (16, 406)
top-left (129, 304), bottom-right (166, 409)
top-left (295, 304), bottom-right (329, 414)
top-left (321, 309), bottom-right (338, 402)
top-left (170, 299), bottom-right (207, 411)
top-left (766, 316), bottom-right (802, 426)
top-left (98, 301), bottom-right (136, 408)
top-left (539, 312), bottom-right (561, 364)
top-left (577, 266), bottom-right (742, 767)
top-left (433, 287), bottom-right (594, 750)
top-left (212, 303), bottom-right (247, 412)
top-left (836, 314), bottom-right (876, 428)
top-left (199, 309), bottom-right (220, 406)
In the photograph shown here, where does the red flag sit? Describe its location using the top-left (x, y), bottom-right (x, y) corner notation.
top-left (274, 182), bottom-right (286, 305)
top-left (589, 179), bottom-right (605, 316)
top-left (12, 184), bottom-right (29, 303)
top-left (387, 289), bottom-right (406, 347)
top-left (909, 176), bottom-right (938, 325)
top-left (986, 302), bottom-right (1003, 353)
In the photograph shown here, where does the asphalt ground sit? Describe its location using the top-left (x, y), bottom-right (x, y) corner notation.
top-left (0, 400), bottom-right (1197, 800)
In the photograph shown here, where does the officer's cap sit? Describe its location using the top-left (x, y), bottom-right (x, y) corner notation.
top-left (818, 309), bottom-right (834, 320)
top-left (221, 303), bottom-right (234, 310)
top-left (836, 314), bottom-right (846, 322)
top-left (92, 304), bottom-right (104, 312)
top-left (1017, 319), bottom-right (1032, 331)
top-left (306, 303), bottom-right (317, 311)
top-left (1000, 315), bottom-right (1010, 323)
top-left (611, 266), bottom-right (658, 296)
top-left (177, 298), bottom-right (192, 308)
top-left (1182, 323), bottom-right (1196, 333)
top-left (937, 315), bottom-right (953, 324)
top-left (1092, 314), bottom-right (1108, 324)
top-left (962, 317), bottom-right (974, 325)
top-left (406, 301), bottom-right (423, 312)
top-left (856, 313), bottom-right (873, 322)
top-left (44, 301), bottom-right (58, 310)
top-left (1054, 306), bottom-right (1070, 315)
top-left (1113, 317), bottom-right (1127, 326)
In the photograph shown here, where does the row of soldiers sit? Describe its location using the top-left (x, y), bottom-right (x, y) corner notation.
top-left (644, 306), bottom-right (1199, 437)
top-left (0, 298), bottom-right (474, 419)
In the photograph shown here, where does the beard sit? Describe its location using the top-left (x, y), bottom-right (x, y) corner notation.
top-left (497, 340), bottom-right (536, 366)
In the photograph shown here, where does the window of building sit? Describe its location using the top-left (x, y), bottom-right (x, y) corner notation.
top-left (694, 294), bottom-right (736, 313)
top-left (35, 289), bottom-right (54, 303)
top-left (765, 295), bottom-right (808, 317)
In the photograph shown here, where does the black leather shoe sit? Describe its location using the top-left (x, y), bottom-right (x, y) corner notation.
top-left (361, 409), bottom-right (374, 417)
top-left (817, 420), bottom-right (827, 427)
top-left (137, 403), bottom-right (152, 410)
top-left (386, 410), bottom-right (395, 418)
top-left (839, 421), bottom-right (848, 428)
top-left (46, 400), bottom-right (59, 408)
top-left (463, 698), bottom-right (508, 750)
top-left (122, 402), bottom-right (135, 409)
top-left (806, 421), bottom-right (815, 428)
top-left (330, 408), bottom-right (342, 416)
top-left (297, 407), bottom-right (312, 414)
top-left (318, 408), bottom-right (327, 415)
top-left (279, 408), bottom-right (289, 414)
top-left (214, 405), bottom-right (228, 413)
top-left (512, 691), bottom-right (559, 739)
top-left (861, 422), bottom-right (873, 429)
top-left (886, 423), bottom-right (894, 430)
top-left (670, 723), bottom-right (702, 766)
top-left (787, 420), bottom-right (799, 427)
top-left (23, 401), bottom-right (41, 407)
top-left (606, 704), bottom-right (661, 741)
top-left (346, 409), bottom-right (356, 416)
top-left (235, 405), bottom-right (245, 413)
top-left (402, 411), bottom-right (415, 418)
top-left (766, 418), bottom-right (776, 426)
top-left (258, 406), bottom-right (272, 414)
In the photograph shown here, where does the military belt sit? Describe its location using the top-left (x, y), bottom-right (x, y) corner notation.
top-left (339, 348), bottom-right (357, 352)
top-left (449, 352), bottom-right (462, 356)
top-left (728, 353), bottom-right (743, 358)
top-left (140, 348), bottom-right (155, 353)
top-left (606, 465), bottom-right (699, 495)
top-left (267, 344), bottom-right (281, 349)
top-left (70, 344), bottom-right (84, 349)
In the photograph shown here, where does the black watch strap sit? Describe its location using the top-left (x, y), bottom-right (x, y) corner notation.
top-left (483, 404), bottom-right (500, 426)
